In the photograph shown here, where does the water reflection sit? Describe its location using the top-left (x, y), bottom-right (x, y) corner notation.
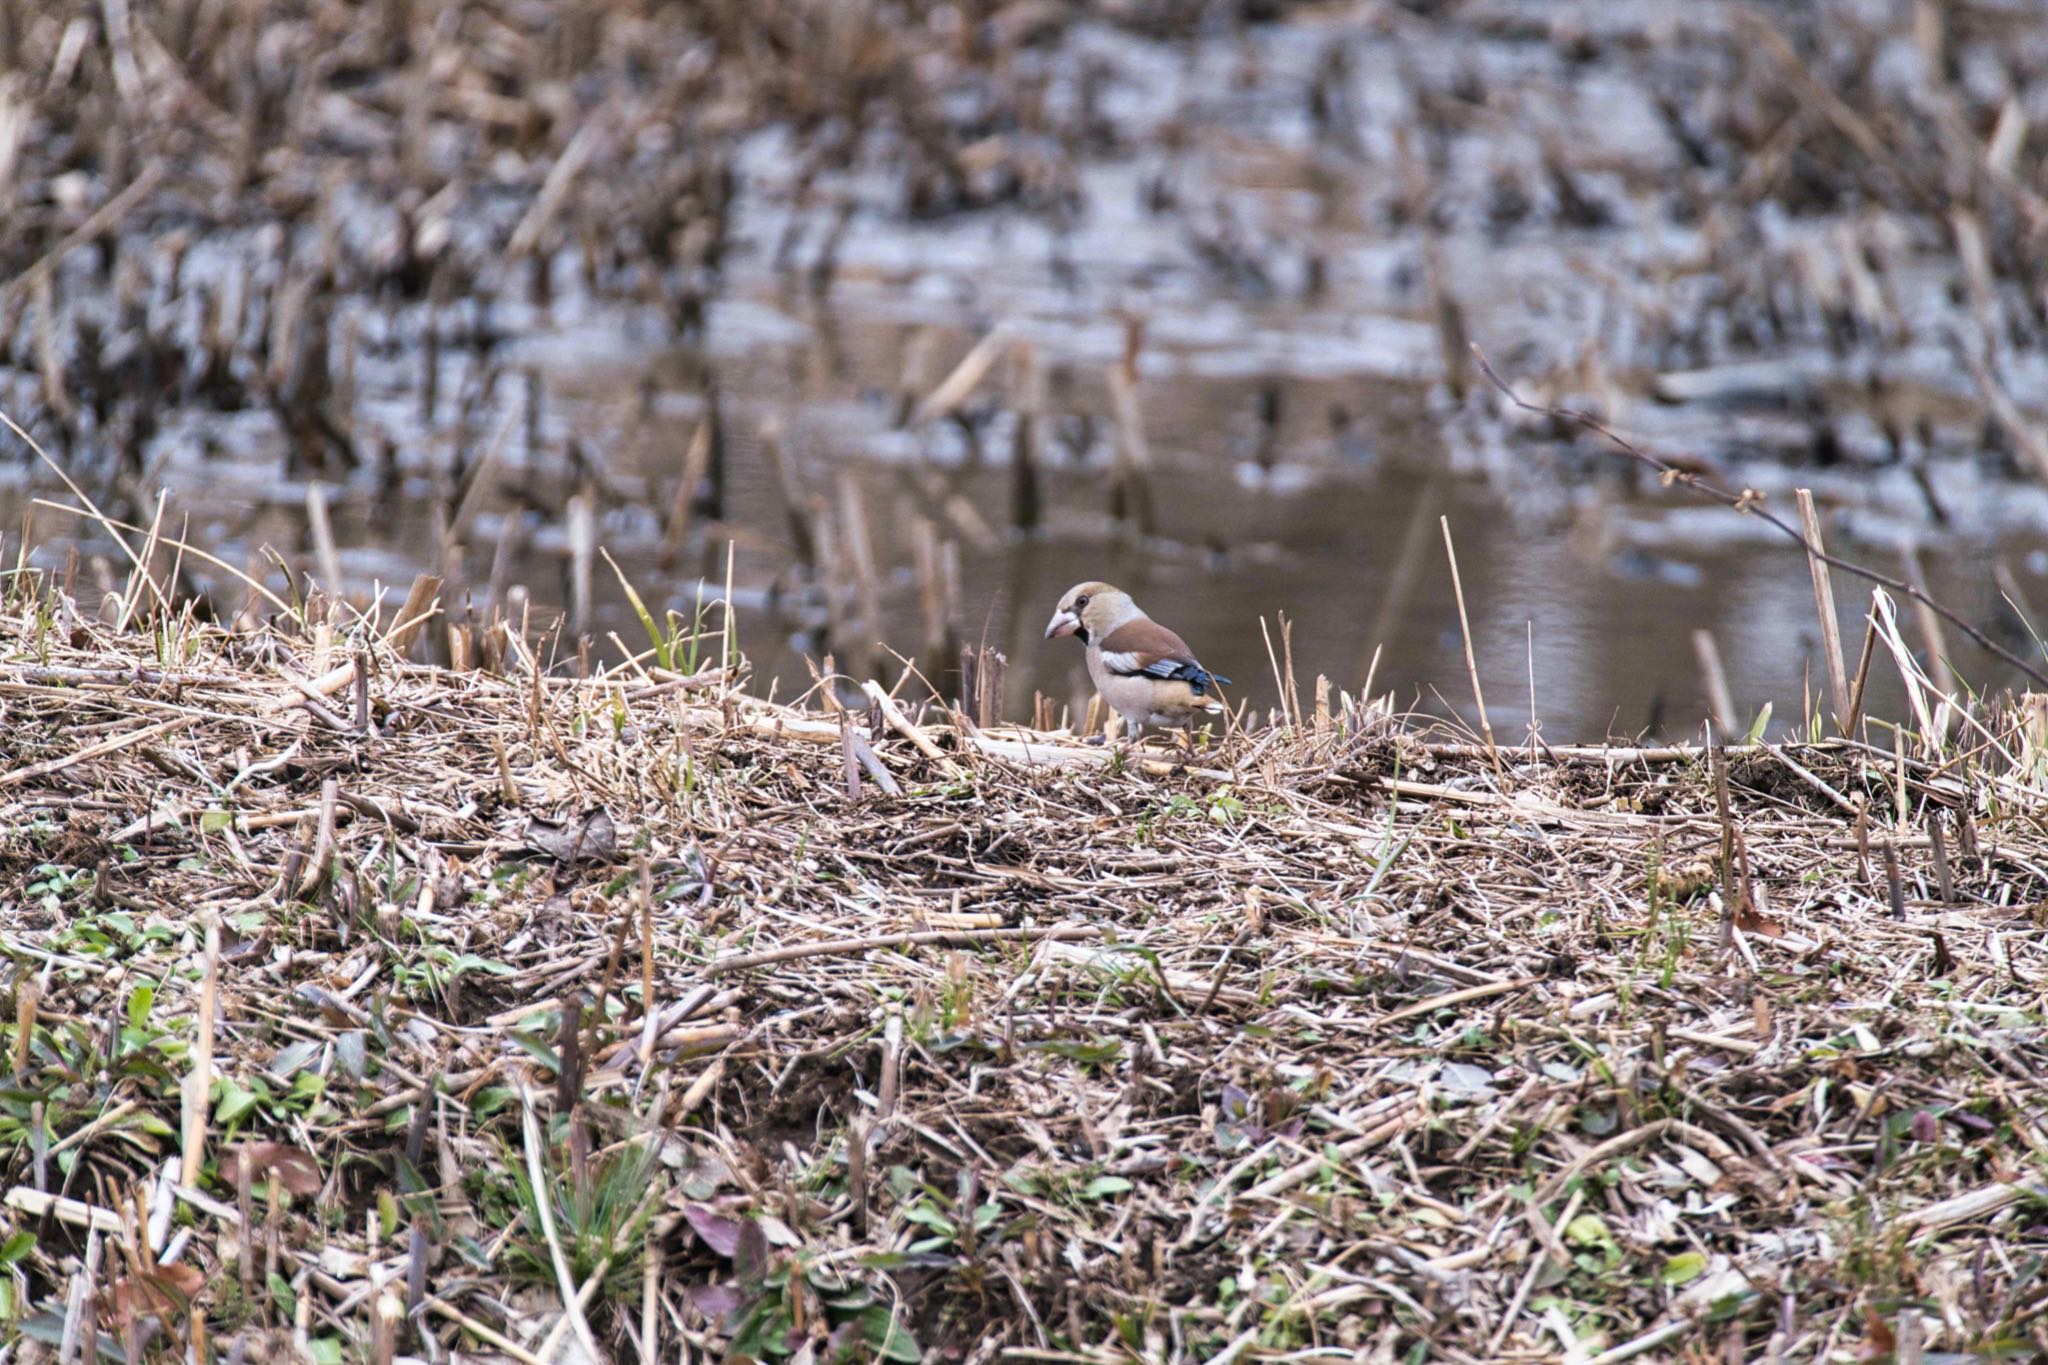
top-left (5, 305), bottom-right (2027, 745)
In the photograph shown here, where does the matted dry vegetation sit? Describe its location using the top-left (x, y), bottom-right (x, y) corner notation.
top-left (6, 2), bottom-right (2048, 1361)
top-left (2, 561), bottom-right (2047, 1365)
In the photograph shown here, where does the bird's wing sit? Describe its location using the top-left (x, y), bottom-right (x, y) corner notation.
top-left (1097, 618), bottom-right (1231, 693)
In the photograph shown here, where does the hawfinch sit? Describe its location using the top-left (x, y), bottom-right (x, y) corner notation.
top-left (1043, 581), bottom-right (1231, 737)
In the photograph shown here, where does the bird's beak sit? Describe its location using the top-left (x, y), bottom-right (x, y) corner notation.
top-left (1044, 608), bottom-right (1079, 640)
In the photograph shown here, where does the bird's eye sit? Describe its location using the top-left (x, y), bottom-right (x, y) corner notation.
top-left (1075, 595), bottom-right (1090, 609)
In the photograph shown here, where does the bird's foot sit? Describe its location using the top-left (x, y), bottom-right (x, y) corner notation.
top-left (1085, 735), bottom-right (1108, 747)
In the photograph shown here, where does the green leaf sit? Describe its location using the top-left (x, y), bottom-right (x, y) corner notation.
top-left (126, 986), bottom-right (153, 1034)
top-left (1562, 1213), bottom-right (1612, 1249)
top-left (1743, 702), bottom-right (1773, 745)
top-left (199, 810), bottom-right (235, 834)
top-left (1661, 1251), bottom-right (1708, 1285)
top-left (855, 1251), bottom-right (912, 1269)
top-left (1030, 1038), bottom-right (1123, 1066)
top-left (1082, 1176), bottom-right (1132, 1200)
top-left (903, 1205), bottom-right (957, 1237)
top-left (0, 1231), bottom-right (35, 1265)
top-left (507, 1031), bottom-right (562, 1073)
top-left (604, 549), bottom-right (672, 671)
top-left (215, 1079), bottom-right (260, 1128)
top-left (451, 1236), bottom-right (494, 1270)
top-left (307, 1338), bottom-right (344, 1365)
top-left (864, 1308), bottom-right (922, 1364)
top-left (469, 1086), bottom-right (515, 1119)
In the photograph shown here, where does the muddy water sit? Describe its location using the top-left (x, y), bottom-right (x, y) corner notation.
top-left (33, 297), bottom-right (2018, 744)
top-left (563, 313), bottom-right (2025, 742)
top-left (6, 2), bottom-right (2048, 741)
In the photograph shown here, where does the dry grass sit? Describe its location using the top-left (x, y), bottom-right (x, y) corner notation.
top-left (7, 4), bottom-right (2048, 1360)
top-left (1, 564), bottom-right (2047, 1365)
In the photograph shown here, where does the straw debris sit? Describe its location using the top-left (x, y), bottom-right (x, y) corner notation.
top-left (3, 576), bottom-right (2048, 1362)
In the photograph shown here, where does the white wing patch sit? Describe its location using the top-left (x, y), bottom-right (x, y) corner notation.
top-left (1100, 649), bottom-right (1187, 680)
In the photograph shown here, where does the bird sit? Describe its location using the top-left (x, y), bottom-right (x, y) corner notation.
top-left (1043, 581), bottom-right (1231, 745)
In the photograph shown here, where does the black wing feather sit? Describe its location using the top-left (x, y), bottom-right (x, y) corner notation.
top-left (1122, 658), bottom-right (1231, 694)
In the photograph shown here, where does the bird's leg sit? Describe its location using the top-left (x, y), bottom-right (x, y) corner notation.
top-left (1092, 719), bottom-right (1138, 765)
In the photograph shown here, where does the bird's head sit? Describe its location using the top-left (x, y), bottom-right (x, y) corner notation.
top-left (1044, 581), bottom-right (1134, 644)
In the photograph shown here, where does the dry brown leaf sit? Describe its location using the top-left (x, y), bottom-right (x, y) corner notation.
top-left (236, 1141), bottom-right (323, 1195)
top-left (104, 1264), bottom-right (206, 1326)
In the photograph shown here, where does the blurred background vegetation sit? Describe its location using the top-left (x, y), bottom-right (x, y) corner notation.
top-left (5, 0), bottom-right (2048, 738)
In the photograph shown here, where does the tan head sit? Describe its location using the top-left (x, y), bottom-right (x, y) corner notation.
top-left (1043, 581), bottom-right (1139, 644)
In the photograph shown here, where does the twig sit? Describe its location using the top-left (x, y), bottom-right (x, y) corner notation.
top-left (1795, 489), bottom-right (1852, 732)
top-left (519, 1095), bottom-right (604, 1364)
top-left (1470, 345), bottom-right (2048, 688)
top-left (1756, 740), bottom-right (1858, 815)
top-left (1488, 1188), bottom-right (1582, 1355)
top-left (710, 925), bottom-right (1101, 975)
top-left (181, 914), bottom-right (220, 1184)
top-left (424, 1297), bottom-right (549, 1365)
top-left (1379, 977), bottom-right (1539, 1027)
top-left (862, 679), bottom-right (965, 776)
top-left (1584, 1319), bottom-right (1695, 1365)
top-left (1441, 517), bottom-right (1504, 780)
top-left (0, 715), bottom-right (199, 790)
top-left (3, 1188), bottom-right (125, 1236)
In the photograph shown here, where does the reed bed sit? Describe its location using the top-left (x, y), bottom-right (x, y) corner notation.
top-left (2, 562), bottom-right (2047, 1364)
